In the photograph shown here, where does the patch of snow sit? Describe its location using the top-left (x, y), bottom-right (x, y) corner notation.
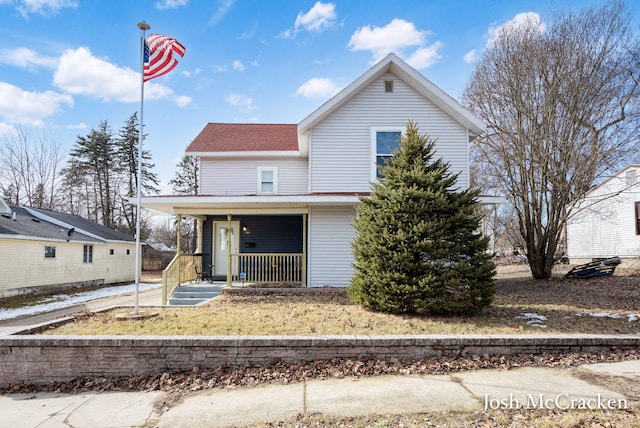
top-left (517, 313), bottom-right (548, 321)
top-left (576, 312), bottom-right (640, 322)
top-left (0, 282), bottom-right (161, 321)
top-left (516, 312), bottom-right (548, 328)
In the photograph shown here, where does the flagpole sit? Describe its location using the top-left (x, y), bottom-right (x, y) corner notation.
top-left (134, 21), bottom-right (150, 315)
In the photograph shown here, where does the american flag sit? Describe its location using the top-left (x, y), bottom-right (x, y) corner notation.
top-left (143, 34), bottom-right (186, 82)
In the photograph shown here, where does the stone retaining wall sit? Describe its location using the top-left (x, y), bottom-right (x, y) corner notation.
top-left (2, 334), bottom-right (640, 387)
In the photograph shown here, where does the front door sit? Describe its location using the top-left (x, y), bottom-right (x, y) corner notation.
top-left (213, 221), bottom-right (240, 277)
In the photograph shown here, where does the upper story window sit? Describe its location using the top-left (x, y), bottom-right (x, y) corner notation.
top-left (635, 202), bottom-right (640, 235)
top-left (83, 245), bottom-right (93, 263)
top-left (257, 166), bottom-right (278, 194)
top-left (373, 129), bottom-right (402, 178)
top-left (384, 80), bottom-right (394, 93)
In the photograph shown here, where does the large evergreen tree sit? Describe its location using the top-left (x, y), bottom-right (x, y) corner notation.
top-left (348, 121), bottom-right (495, 315)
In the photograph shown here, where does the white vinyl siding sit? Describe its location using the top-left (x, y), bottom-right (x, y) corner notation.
top-left (310, 73), bottom-right (469, 193)
top-left (307, 206), bottom-right (356, 287)
top-left (567, 167), bottom-right (640, 261)
top-left (200, 157), bottom-right (308, 195)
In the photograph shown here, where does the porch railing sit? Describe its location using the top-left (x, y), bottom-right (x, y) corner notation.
top-left (162, 253), bottom-right (198, 304)
top-left (231, 253), bottom-right (304, 285)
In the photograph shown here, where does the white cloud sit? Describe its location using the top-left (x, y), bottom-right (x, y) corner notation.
top-left (294, 1), bottom-right (336, 32)
top-left (225, 94), bottom-right (256, 112)
top-left (13, 0), bottom-right (77, 17)
top-left (406, 43), bottom-right (442, 69)
top-left (295, 77), bottom-right (338, 98)
top-left (0, 47), bottom-right (58, 70)
top-left (348, 18), bottom-right (441, 68)
top-left (0, 122), bottom-right (17, 139)
top-left (463, 49), bottom-right (477, 64)
top-left (0, 81), bottom-right (73, 126)
top-left (175, 95), bottom-right (192, 107)
top-left (486, 12), bottom-right (546, 46)
top-left (155, 0), bottom-right (188, 10)
top-left (65, 122), bottom-right (87, 130)
top-left (210, 0), bottom-right (234, 25)
top-left (233, 60), bottom-right (245, 72)
top-left (52, 47), bottom-right (173, 103)
top-left (182, 67), bottom-right (202, 78)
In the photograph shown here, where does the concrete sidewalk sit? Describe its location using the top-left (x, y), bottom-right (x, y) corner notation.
top-left (1, 360), bottom-right (638, 428)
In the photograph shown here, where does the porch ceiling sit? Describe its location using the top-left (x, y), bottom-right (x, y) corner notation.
top-left (140, 194), bottom-right (362, 216)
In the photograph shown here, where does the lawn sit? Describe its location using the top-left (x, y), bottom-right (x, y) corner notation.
top-left (41, 265), bottom-right (640, 336)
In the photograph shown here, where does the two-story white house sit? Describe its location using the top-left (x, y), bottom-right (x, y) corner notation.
top-left (142, 53), bottom-right (499, 291)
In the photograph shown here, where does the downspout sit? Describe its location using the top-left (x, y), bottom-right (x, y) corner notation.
top-left (227, 214), bottom-right (232, 287)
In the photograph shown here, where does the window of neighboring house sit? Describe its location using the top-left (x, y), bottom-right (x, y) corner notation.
top-left (636, 202), bottom-right (640, 235)
top-left (44, 245), bottom-right (56, 259)
top-left (127, 249), bottom-right (130, 255)
top-left (257, 167), bottom-right (278, 194)
top-left (627, 169), bottom-right (637, 187)
top-left (109, 248), bottom-right (114, 255)
top-left (373, 129), bottom-right (402, 178)
top-left (83, 245), bottom-right (93, 263)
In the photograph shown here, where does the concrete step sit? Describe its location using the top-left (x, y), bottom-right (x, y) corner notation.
top-left (168, 297), bottom-right (208, 305)
top-left (172, 291), bottom-right (220, 299)
top-left (177, 286), bottom-right (223, 293)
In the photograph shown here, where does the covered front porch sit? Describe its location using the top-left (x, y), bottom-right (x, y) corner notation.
top-left (160, 210), bottom-right (307, 305)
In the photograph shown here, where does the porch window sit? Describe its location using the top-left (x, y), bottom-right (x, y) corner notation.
top-left (635, 202), bottom-right (640, 235)
top-left (83, 245), bottom-right (93, 263)
top-left (373, 129), bottom-right (402, 178)
top-left (44, 245), bottom-right (56, 259)
top-left (257, 166), bottom-right (278, 194)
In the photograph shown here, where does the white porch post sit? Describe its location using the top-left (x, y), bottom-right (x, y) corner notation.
top-left (177, 214), bottom-right (182, 284)
top-left (226, 214), bottom-right (232, 287)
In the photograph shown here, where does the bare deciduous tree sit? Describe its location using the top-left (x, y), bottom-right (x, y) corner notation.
top-left (464, 2), bottom-right (640, 279)
top-left (0, 127), bottom-right (64, 209)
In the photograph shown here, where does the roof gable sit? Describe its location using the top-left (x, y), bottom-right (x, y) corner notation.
top-left (186, 123), bottom-right (299, 154)
top-left (298, 52), bottom-right (486, 138)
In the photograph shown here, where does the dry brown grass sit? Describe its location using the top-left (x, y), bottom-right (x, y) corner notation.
top-left (42, 267), bottom-right (640, 336)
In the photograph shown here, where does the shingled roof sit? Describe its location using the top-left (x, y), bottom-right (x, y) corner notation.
top-left (186, 123), bottom-right (299, 153)
top-left (27, 207), bottom-right (135, 242)
top-left (0, 206), bottom-right (102, 243)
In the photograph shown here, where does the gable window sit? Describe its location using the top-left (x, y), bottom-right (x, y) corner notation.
top-left (627, 170), bottom-right (637, 186)
top-left (83, 245), bottom-right (93, 263)
top-left (373, 129), bottom-right (402, 178)
top-left (44, 245), bottom-right (56, 259)
top-left (257, 167), bottom-right (278, 194)
top-left (384, 80), bottom-right (394, 93)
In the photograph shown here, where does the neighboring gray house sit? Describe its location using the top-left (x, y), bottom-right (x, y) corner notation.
top-left (142, 52), bottom-right (500, 289)
top-left (0, 197), bottom-right (136, 297)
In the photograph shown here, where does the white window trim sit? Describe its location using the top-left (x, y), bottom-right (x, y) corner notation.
top-left (257, 166), bottom-right (278, 194)
top-left (370, 127), bottom-right (404, 181)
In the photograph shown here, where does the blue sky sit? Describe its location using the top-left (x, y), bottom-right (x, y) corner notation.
top-left (0, 0), bottom-right (637, 193)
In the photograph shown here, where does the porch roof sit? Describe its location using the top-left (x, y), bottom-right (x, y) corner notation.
top-left (140, 193), bottom-right (505, 216)
top-left (139, 193), bottom-right (364, 216)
